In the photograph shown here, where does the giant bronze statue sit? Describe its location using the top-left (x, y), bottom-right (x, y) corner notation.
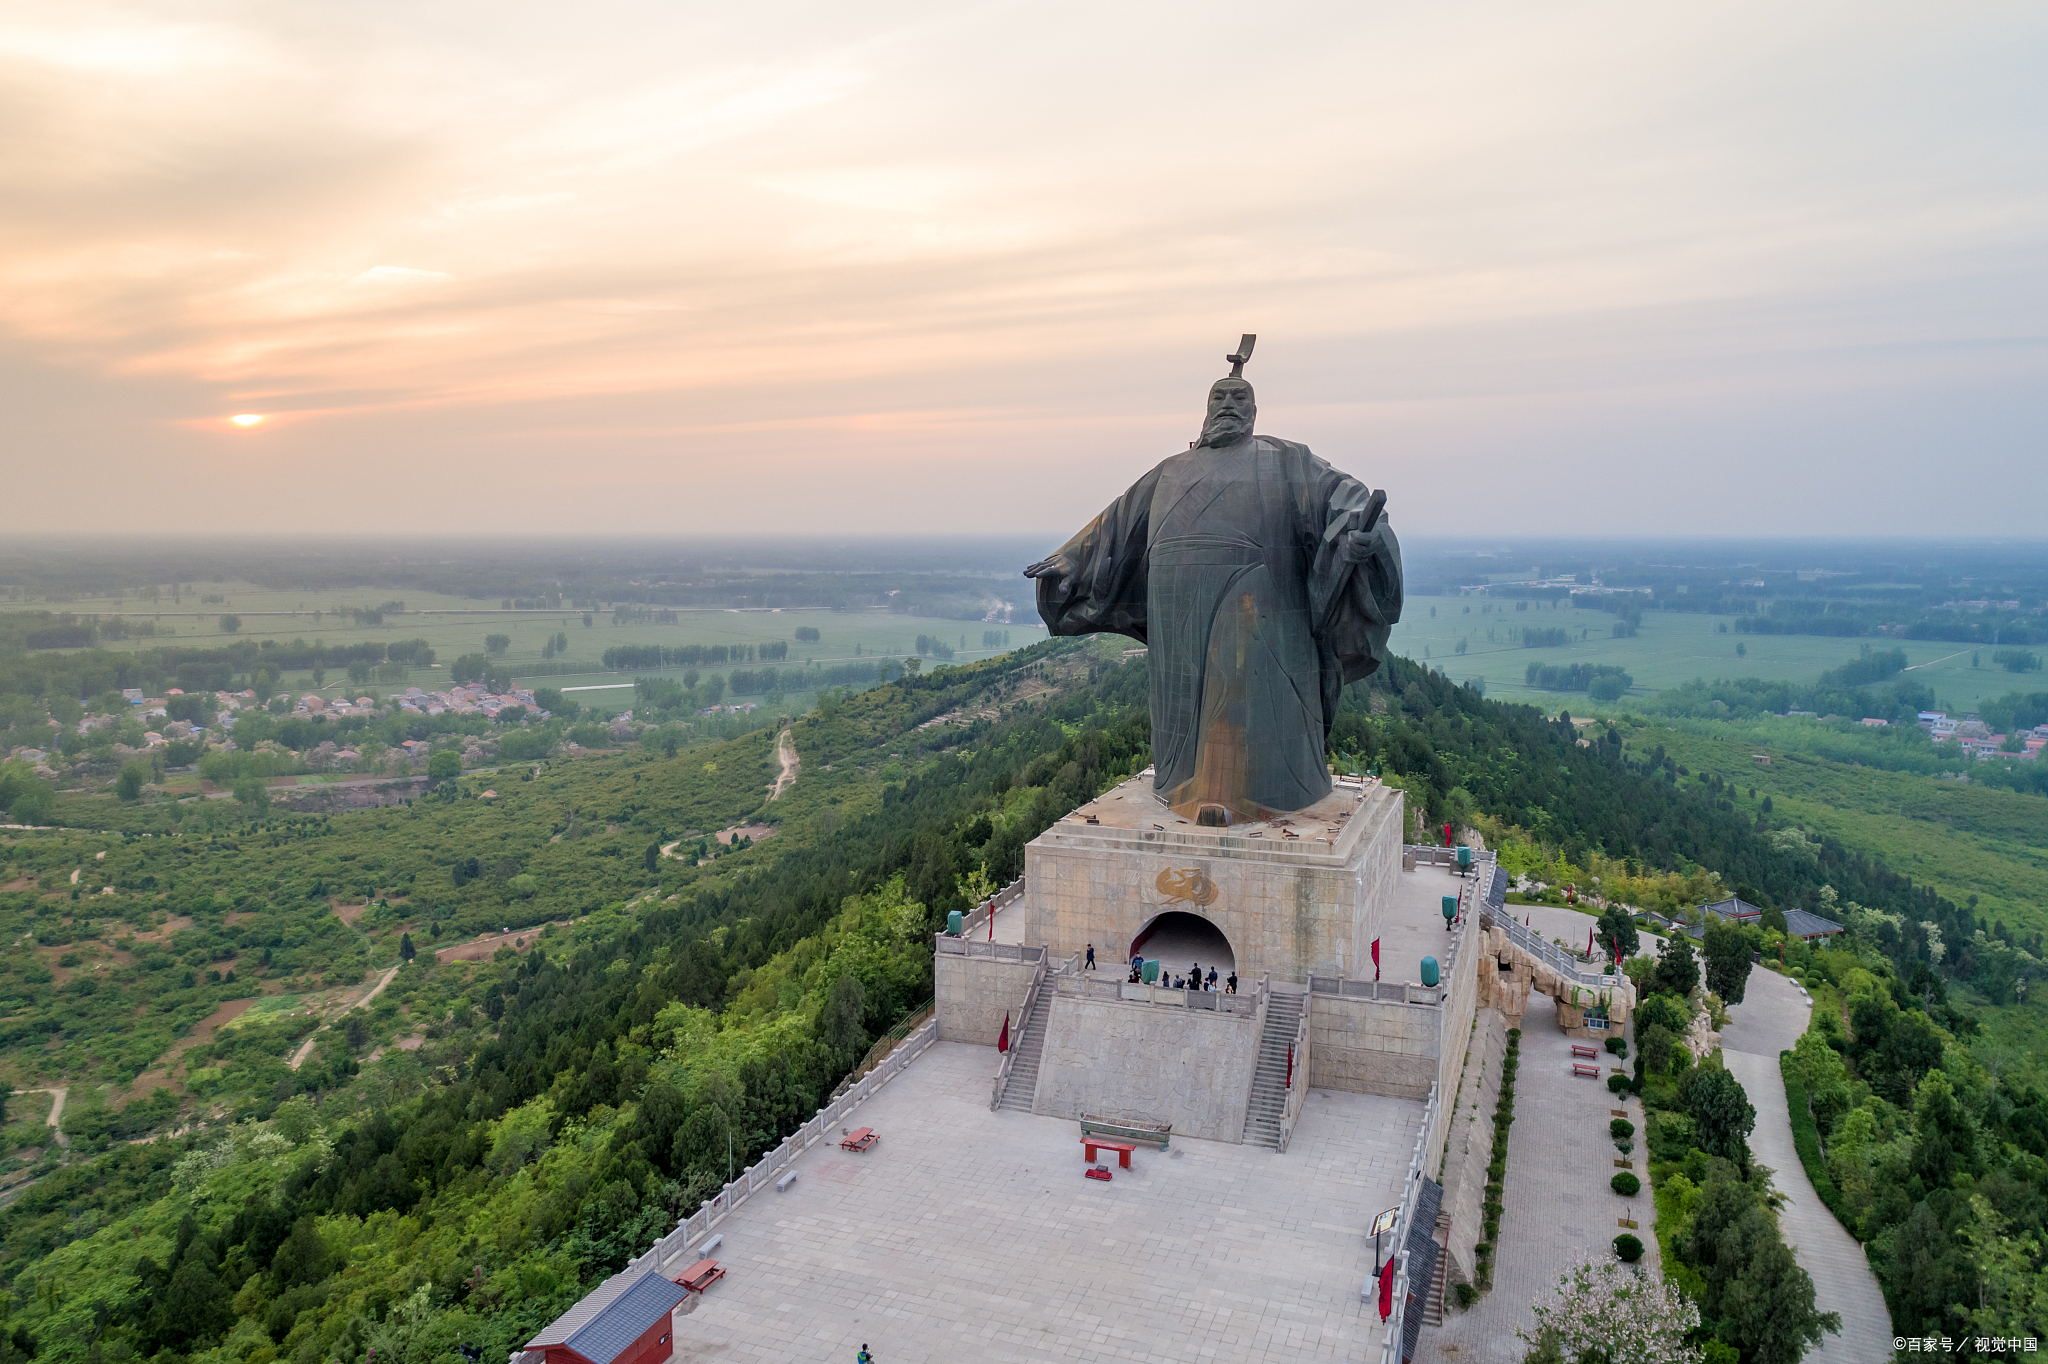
top-left (1025, 337), bottom-right (1403, 824)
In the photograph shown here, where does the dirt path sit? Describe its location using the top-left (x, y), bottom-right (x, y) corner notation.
top-left (17, 1088), bottom-right (69, 1148)
top-left (433, 924), bottom-right (562, 963)
top-left (768, 729), bottom-right (799, 800)
top-left (287, 964), bottom-right (402, 1070)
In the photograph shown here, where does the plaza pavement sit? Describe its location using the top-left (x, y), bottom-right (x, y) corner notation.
top-left (662, 1040), bottom-right (1422, 1364)
top-left (1719, 964), bottom-right (1894, 1364)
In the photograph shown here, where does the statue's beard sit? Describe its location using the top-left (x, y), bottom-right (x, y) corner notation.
top-left (1198, 410), bottom-right (1254, 447)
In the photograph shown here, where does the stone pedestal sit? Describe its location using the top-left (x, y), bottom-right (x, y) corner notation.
top-left (1022, 771), bottom-right (1403, 983)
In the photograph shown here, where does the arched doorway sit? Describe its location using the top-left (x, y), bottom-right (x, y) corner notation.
top-left (1129, 910), bottom-right (1235, 976)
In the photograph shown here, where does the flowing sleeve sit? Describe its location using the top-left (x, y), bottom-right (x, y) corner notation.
top-left (1307, 459), bottom-right (1403, 685)
top-left (1033, 466), bottom-right (1160, 644)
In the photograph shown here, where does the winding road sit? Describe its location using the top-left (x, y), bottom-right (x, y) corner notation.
top-left (1719, 966), bottom-right (1893, 1363)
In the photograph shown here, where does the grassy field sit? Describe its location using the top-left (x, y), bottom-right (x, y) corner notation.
top-left (1388, 594), bottom-right (2011, 712)
top-left (40, 581), bottom-right (1048, 703)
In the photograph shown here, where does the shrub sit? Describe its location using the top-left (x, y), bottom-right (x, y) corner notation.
top-left (1613, 1233), bottom-right (1644, 1263)
top-left (1611, 1172), bottom-right (1641, 1197)
top-left (1605, 1036), bottom-right (1627, 1057)
top-left (1609, 1117), bottom-right (1635, 1140)
top-left (1607, 1073), bottom-right (1630, 1094)
top-left (1454, 1281), bottom-right (1479, 1308)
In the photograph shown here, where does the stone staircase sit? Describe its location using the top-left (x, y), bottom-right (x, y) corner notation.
top-left (1241, 990), bottom-right (1305, 1147)
top-left (995, 984), bottom-right (1054, 1112)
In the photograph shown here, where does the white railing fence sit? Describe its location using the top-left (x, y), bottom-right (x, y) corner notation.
top-left (1370, 1078), bottom-right (1442, 1364)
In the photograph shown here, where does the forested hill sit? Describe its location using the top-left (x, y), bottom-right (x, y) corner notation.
top-left (0, 644), bottom-right (2009, 1361)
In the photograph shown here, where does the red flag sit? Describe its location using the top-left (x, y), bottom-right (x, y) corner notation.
top-left (1378, 1259), bottom-right (1395, 1320)
top-left (1285, 1044), bottom-right (1294, 1088)
top-left (1588, 927), bottom-right (1595, 955)
top-left (1371, 937), bottom-right (1381, 982)
top-left (1442, 822), bottom-right (1452, 848)
top-left (997, 1013), bottom-right (1010, 1053)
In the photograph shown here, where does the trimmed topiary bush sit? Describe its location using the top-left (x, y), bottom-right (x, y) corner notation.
top-left (1611, 1171), bottom-right (1640, 1197)
top-left (1610, 1117), bottom-right (1635, 1140)
top-left (1605, 1036), bottom-right (1628, 1057)
top-left (1613, 1233), bottom-right (1643, 1262)
top-left (1607, 1073), bottom-right (1630, 1094)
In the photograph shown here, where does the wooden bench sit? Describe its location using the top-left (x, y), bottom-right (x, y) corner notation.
top-left (1081, 1137), bottom-right (1137, 1168)
top-left (1570, 1044), bottom-right (1599, 1060)
top-left (839, 1127), bottom-right (879, 1152)
top-left (1572, 1063), bottom-right (1602, 1079)
top-left (675, 1259), bottom-right (725, 1294)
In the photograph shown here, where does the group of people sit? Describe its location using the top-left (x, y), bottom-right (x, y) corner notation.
top-left (1079, 943), bottom-right (1238, 994)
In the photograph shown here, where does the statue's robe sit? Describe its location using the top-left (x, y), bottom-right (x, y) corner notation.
top-left (1035, 434), bottom-right (1402, 819)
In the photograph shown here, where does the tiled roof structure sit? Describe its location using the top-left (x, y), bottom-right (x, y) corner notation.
top-left (525, 1270), bottom-right (688, 1364)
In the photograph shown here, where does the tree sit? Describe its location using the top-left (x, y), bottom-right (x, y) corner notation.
top-left (347, 659), bottom-right (372, 685)
top-left (1703, 916), bottom-right (1753, 1004)
top-left (428, 750), bottom-right (461, 784)
top-left (399, 932), bottom-right (416, 963)
top-left (218, 614), bottom-right (240, 633)
top-left (1717, 1218), bottom-right (1840, 1364)
top-left (115, 762), bottom-right (147, 802)
top-left (1519, 1258), bottom-right (1703, 1364)
top-left (451, 653), bottom-right (488, 684)
top-left (821, 971), bottom-right (867, 1055)
top-left (232, 774), bottom-right (269, 815)
top-left (1598, 904), bottom-right (1639, 961)
top-left (1653, 935), bottom-right (1701, 997)
top-left (1911, 1070), bottom-right (1976, 1187)
top-left (1682, 1065), bottom-right (1756, 1164)
top-left (271, 1215), bottom-right (332, 1288)
top-left (484, 634), bottom-right (510, 656)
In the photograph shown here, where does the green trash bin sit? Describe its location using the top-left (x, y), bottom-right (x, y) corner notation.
top-left (946, 909), bottom-right (963, 936)
top-left (1442, 895), bottom-right (1458, 926)
top-left (1142, 959), bottom-right (1160, 984)
top-left (1457, 845), bottom-right (1472, 873)
top-left (1421, 956), bottom-right (1440, 988)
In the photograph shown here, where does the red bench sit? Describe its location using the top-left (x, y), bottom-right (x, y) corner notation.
top-left (1081, 1138), bottom-right (1137, 1168)
top-left (840, 1127), bottom-right (879, 1152)
top-left (1572, 1063), bottom-right (1601, 1079)
top-left (675, 1259), bottom-right (725, 1293)
top-left (1570, 1044), bottom-right (1599, 1060)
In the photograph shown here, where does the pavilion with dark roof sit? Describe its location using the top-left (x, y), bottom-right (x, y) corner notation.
top-left (1684, 896), bottom-right (1843, 943)
top-left (521, 1268), bottom-right (689, 1364)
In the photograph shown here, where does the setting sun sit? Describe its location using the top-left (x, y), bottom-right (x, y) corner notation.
top-left (228, 413), bottom-right (264, 426)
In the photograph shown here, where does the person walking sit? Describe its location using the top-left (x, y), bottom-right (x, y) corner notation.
top-left (857, 1345), bottom-right (874, 1364)
top-left (1085, 944), bottom-right (1096, 970)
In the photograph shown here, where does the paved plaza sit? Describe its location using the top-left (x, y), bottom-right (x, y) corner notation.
top-left (662, 1040), bottom-right (1422, 1363)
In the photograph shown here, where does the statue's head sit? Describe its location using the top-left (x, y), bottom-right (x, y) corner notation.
top-left (1198, 378), bottom-right (1256, 448)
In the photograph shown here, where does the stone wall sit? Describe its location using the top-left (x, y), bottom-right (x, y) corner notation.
top-left (1031, 991), bottom-right (1262, 1143)
top-left (1305, 994), bottom-right (1440, 1099)
top-left (1024, 779), bottom-right (1404, 983)
top-left (934, 951), bottom-right (1039, 1046)
top-left (1437, 1008), bottom-right (1509, 1286)
top-left (1429, 905), bottom-right (1480, 1178)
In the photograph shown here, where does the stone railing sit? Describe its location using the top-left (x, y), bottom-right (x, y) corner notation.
top-left (934, 937), bottom-right (1047, 963)
top-left (1371, 1078), bottom-right (1442, 1364)
top-left (988, 951), bottom-right (1051, 1111)
top-left (622, 1013), bottom-right (941, 1280)
top-left (1051, 971), bottom-right (1265, 1016)
top-left (1306, 975), bottom-right (1445, 1007)
top-left (957, 875), bottom-right (1024, 939)
top-left (1495, 908), bottom-right (1624, 990)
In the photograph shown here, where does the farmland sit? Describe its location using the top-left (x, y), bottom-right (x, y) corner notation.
top-left (1389, 593), bottom-right (2016, 713)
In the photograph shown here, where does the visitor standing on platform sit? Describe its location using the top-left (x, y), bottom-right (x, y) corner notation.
top-left (1226, 971), bottom-right (1238, 995)
top-left (1085, 944), bottom-right (1096, 970)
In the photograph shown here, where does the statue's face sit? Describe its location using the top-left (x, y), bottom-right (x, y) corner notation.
top-left (1199, 380), bottom-right (1256, 447)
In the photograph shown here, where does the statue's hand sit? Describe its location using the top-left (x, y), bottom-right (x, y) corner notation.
top-left (1340, 491), bottom-right (1388, 562)
top-left (1023, 553), bottom-right (1072, 586)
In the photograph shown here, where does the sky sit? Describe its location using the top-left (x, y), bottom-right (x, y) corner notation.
top-left (3, 1), bottom-right (2045, 538)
